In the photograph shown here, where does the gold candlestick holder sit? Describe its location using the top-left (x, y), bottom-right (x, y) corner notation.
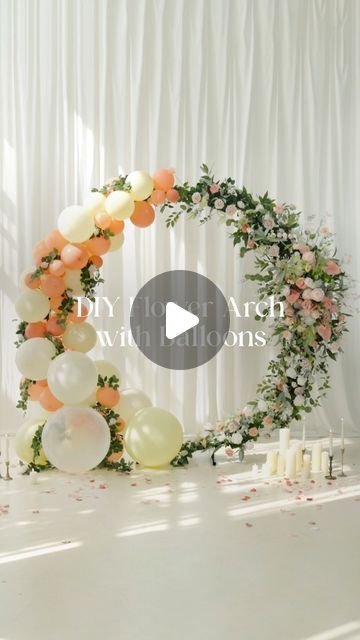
top-left (3, 461), bottom-right (12, 481)
top-left (325, 454), bottom-right (337, 480)
top-left (338, 448), bottom-right (347, 477)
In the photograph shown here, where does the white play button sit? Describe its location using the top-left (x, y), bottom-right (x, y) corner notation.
top-left (165, 302), bottom-right (199, 340)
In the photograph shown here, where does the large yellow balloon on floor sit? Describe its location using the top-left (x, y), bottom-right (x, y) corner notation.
top-left (124, 407), bottom-right (183, 467)
top-left (15, 419), bottom-right (48, 465)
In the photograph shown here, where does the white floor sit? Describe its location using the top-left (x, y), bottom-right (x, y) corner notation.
top-left (0, 440), bottom-right (360, 640)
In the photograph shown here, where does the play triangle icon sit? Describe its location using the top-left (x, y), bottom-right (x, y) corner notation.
top-left (165, 302), bottom-right (199, 340)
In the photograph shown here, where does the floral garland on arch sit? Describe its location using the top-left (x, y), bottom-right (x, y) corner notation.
top-left (14, 164), bottom-right (349, 472)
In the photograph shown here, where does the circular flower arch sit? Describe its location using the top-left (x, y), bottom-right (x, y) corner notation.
top-left (14, 164), bottom-right (349, 472)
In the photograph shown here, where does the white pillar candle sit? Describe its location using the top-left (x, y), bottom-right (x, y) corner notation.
top-left (295, 442), bottom-right (303, 473)
top-left (279, 427), bottom-right (290, 452)
top-left (285, 448), bottom-right (296, 479)
top-left (271, 450), bottom-right (278, 473)
top-left (311, 442), bottom-right (322, 473)
top-left (262, 463), bottom-right (271, 479)
top-left (277, 452), bottom-right (285, 476)
top-left (329, 429), bottom-right (333, 457)
top-left (301, 453), bottom-right (311, 480)
top-left (266, 451), bottom-right (278, 475)
top-left (251, 463), bottom-right (259, 478)
top-left (302, 420), bottom-right (306, 450)
top-left (340, 418), bottom-right (345, 449)
top-left (321, 451), bottom-right (329, 473)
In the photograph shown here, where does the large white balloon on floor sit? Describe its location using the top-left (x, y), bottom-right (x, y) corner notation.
top-left (124, 407), bottom-right (183, 467)
top-left (95, 360), bottom-right (121, 383)
top-left (16, 338), bottom-right (56, 380)
top-left (62, 322), bottom-right (97, 352)
top-left (15, 419), bottom-right (48, 465)
top-left (15, 289), bottom-right (50, 322)
top-left (114, 388), bottom-right (151, 424)
top-left (47, 352), bottom-right (98, 405)
top-left (58, 205), bottom-right (96, 243)
top-left (41, 407), bottom-right (110, 473)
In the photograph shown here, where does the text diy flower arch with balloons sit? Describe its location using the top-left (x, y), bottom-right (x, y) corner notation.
top-left (14, 164), bottom-right (349, 473)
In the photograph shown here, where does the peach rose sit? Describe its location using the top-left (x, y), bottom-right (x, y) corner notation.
top-left (325, 260), bottom-right (341, 276)
top-left (263, 416), bottom-right (273, 427)
top-left (303, 251), bottom-right (315, 263)
top-left (248, 427), bottom-right (259, 438)
top-left (210, 183), bottom-right (220, 194)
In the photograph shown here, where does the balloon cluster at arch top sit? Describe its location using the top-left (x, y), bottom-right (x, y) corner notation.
top-left (14, 168), bottom-right (183, 473)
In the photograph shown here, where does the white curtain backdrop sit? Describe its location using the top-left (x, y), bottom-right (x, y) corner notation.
top-left (1, 0), bottom-right (359, 436)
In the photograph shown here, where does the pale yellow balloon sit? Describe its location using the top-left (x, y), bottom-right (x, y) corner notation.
top-left (126, 171), bottom-right (153, 201)
top-left (62, 322), bottom-right (97, 352)
top-left (124, 407), bottom-right (183, 467)
top-left (83, 192), bottom-right (106, 215)
top-left (105, 191), bottom-right (134, 220)
top-left (58, 205), bottom-right (96, 243)
top-left (64, 269), bottom-right (85, 296)
top-left (16, 337), bottom-right (56, 380)
top-left (15, 289), bottom-right (50, 322)
top-left (109, 232), bottom-right (125, 252)
top-left (95, 360), bottom-right (121, 385)
top-left (15, 419), bottom-right (48, 465)
top-left (114, 388), bottom-right (151, 424)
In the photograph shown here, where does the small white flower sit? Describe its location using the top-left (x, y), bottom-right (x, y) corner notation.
top-left (304, 277), bottom-right (315, 288)
top-left (192, 192), bottom-right (201, 204)
top-left (226, 204), bottom-right (237, 216)
top-left (237, 201), bottom-right (245, 209)
top-left (243, 405), bottom-right (253, 417)
top-left (294, 395), bottom-right (304, 406)
top-left (297, 376), bottom-right (306, 386)
top-left (216, 432), bottom-right (225, 442)
top-left (231, 432), bottom-right (243, 445)
top-left (257, 399), bottom-right (267, 412)
top-left (286, 367), bottom-right (297, 378)
top-left (214, 198), bottom-right (224, 210)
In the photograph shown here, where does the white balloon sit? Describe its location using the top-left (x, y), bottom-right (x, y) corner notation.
top-left (16, 338), bottom-right (56, 380)
top-left (83, 192), bottom-right (106, 215)
top-left (95, 359), bottom-right (121, 384)
top-left (42, 407), bottom-right (110, 473)
top-left (15, 289), bottom-right (50, 322)
top-left (109, 233), bottom-right (124, 252)
top-left (105, 191), bottom-right (134, 220)
top-left (114, 388), bottom-right (152, 424)
top-left (126, 171), bottom-right (153, 201)
top-left (64, 269), bottom-right (85, 296)
top-left (47, 352), bottom-right (98, 405)
top-left (58, 205), bottom-right (96, 243)
top-left (62, 322), bottom-right (97, 352)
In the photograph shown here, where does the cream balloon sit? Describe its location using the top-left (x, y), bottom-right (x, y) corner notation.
top-left (64, 269), bottom-right (85, 296)
top-left (105, 191), bottom-right (134, 220)
top-left (16, 338), bottom-right (56, 380)
top-left (15, 419), bottom-right (48, 465)
top-left (58, 205), bottom-right (96, 243)
top-left (41, 407), bottom-right (110, 473)
top-left (95, 360), bottom-right (121, 384)
top-left (124, 407), bottom-right (183, 467)
top-left (76, 390), bottom-right (97, 407)
top-left (62, 322), bottom-right (97, 352)
top-left (109, 232), bottom-right (125, 252)
top-left (83, 191), bottom-right (106, 215)
top-left (114, 388), bottom-right (152, 424)
top-left (47, 352), bottom-right (98, 405)
top-left (126, 171), bottom-right (153, 201)
top-left (15, 289), bottom-right (50, 322)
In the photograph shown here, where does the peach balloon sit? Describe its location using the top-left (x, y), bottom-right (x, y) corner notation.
top-left (32, 240), bottom-right (49, 265)
top-left (166, 188), bottom-right (180, 203)
top-left (50, 295), bottom-right (64, 311)
top-left (25, 321), bottom-right (47, 339)
top-left (41, 275), bottom-right (66, 297)
top-left (61, 243), bottom-right (89, 270)
top-left (153, 169), bottom-right (175, 192)
top-left (46, 229), bottom-right (68, 253)
top-left (96, 386), bottom-right (120, 408)
top-left (46, 315), bottom-right (65, 336)
top-left (108, 219), bottom-right (124, 235)
top-left (150, 190), bottom-right (166, 205)
top-left (68, 303), bottom-right (88, 323)
top-left (130, 202), bottom-right (155, 228)
top-left (28, 382), bottom-right (44, 401)
top-left (24, 273), bottom-right (41, 289)
top-left (89, 255), bottom-right (103, 268)
top-left (38, 379), bottom-right (48, 387)
top-left (39, 387), bottom-right (64, 412)
top-left (49, 259), bottom-right (65, 277)
top-left (95, 211), bottom-right (112, 230)
top-left (86, 236), bottom-right (111, 256)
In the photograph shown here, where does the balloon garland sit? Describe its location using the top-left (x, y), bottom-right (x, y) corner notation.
top-left (14, 164), bottom-right (349, 473)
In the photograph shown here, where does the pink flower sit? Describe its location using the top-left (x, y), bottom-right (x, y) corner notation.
top-left (310, 288), bottom-right (325, 302)
top-left (296, 278), bottom-right (306, 289)
top-left (283, 330), bottom-right (291, 340)
top-left (192, 192), bottom-right (201, 204)
top-left (241, 223), bottom-right (250, 233)
top-left (226, 204), bottom-right (237, 216)
top-left (286, 289), bottom-right (300, 304)
top-left (225, 447), bottom-right (234, 457)
top-left (247, 239), bottom-right (256, 249)
top-left (299, 244), bottom-right (310, 254)
top-left (329, 342), bottom-right (339, 353)
top-left (248, 427), bottom-right (259, 438)
top-left (285, 304), bottom-right (294, 316)
top-left (263, 415), bottom-right (273, 427)
top-left (302, 288), bottom-right (313, 300)
top-left (267, 245), bottom-right (279, 258)
top-left (210, 183), bottom-right (220, 194)
top-left (214, 198), bottom-right (224, 210)
top-left (263, 217), bottom-right (275, 229)
top-left (303, 251), bottom-right (315, 263)
top-left (215, 421), bottom-right (224, 431)
top-left (302, 299), bottom-right (314, 312)
top-left (320, 226), bottom-right (329, 235)
top-left (317, 324), bottom-right (332, 341)
top-left (325, 260), bottom-right (341, 276)
top-left (274, 205), bottom-right (284, 214)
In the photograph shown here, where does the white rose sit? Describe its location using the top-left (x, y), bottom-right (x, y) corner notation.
top-left (257, 399), bottom-right (267, 412)
top-left (192, 192), bottom-right (201, 204)
top-left (294, 395), bottom-right (304, 406)
top-left (286, 367), bottom-right (297, 379)
top-left (243, 405), bottom-right (253, 417)
top-left (231, 432), bottom-right (243, 445)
